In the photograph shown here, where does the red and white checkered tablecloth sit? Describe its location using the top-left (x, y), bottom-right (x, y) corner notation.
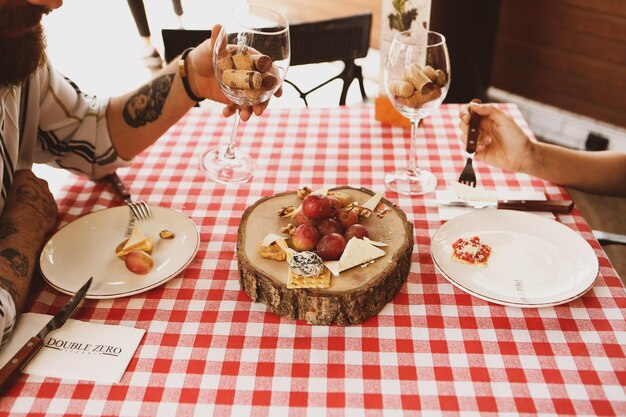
top-left (1, 104), bottom-right (625, 417)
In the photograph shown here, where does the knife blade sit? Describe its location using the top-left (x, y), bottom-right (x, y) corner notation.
top-left (0, 277), bottom-right (92, 393)
top-left (434, 199), bottom-right (574, 213)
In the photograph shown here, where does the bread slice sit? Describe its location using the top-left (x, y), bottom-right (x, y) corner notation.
top-left (451, 236), bottom-right (491, 267)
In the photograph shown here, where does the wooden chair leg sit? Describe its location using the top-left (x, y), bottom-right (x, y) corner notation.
top-left (127, 0), bottom-right (151, 37)
top-left (356, 66), bottom-right (367, 101)
top-left (172, 0), bottom-right (183, 17)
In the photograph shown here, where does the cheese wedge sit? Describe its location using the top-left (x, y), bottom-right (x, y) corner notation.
top-left (361, 193), bottom-right (383, 216)
top-left (324, 237), bottom-right (386, 276)
top-left (262, 233), bottom-right (288, 247)
top-left (363, 237), bottom-right (388, 247)
top-left (116, 226), bottom-right (153, 257)
top-left (125, 225), bottom-right (146, 249)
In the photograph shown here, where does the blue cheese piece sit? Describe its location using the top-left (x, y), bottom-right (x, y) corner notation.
top-left (288, 251), bottom-right (324, 277)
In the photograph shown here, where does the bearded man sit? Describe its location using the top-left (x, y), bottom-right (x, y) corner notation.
top-left (0, 0), bottom-right (277, 346)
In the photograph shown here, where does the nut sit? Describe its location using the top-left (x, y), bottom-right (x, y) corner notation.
top-left (159, 230), bottom-right (175, 239)
top-left (357, 207), bottom-right (373, 218)
top-left (278, 206), bottom-right (295, 217)
top-left (297, 187), bottom-right (312, 199)
top-left (280, 223), bottom-right (296, 235)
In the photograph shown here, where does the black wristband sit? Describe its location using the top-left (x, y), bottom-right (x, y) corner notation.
top-left (179, 47), bottom-right (205, 102)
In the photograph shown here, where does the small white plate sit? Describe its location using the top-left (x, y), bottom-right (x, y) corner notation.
top-left (40, 206), bottom-right (200, 299)
top-left (430, 209), bottom-right (598, 307)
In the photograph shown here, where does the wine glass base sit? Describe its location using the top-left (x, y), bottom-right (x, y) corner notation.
top-left (200, 147), bottom-right (254, 184)
top-left (384, 169), bottom-right (437, 195)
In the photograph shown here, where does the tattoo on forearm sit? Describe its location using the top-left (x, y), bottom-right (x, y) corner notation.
top-left (0, 219), bottom-right (17, 240)
top-left (16, 184), bottom-right (55, 219)
top-left (122, 74), bottom-right (175, 128)
top-left (1, 249), bottom-right (29, 278)
top-left (0, 276), bottom-right (18, 301)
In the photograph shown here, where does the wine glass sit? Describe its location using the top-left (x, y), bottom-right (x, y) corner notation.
top-left (201, 3), bottom-right (290, 183)
top-left (383, 30), bottom-right (450, 195)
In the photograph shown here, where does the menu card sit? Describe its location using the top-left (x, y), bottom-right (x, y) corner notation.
top-left (0, 313), bottom-right (145, 384)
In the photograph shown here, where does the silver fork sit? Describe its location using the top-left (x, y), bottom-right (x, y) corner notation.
top-left (105, 173), bottom-right (152, 221)
top-left (458, 102), bottom-right (481, 187)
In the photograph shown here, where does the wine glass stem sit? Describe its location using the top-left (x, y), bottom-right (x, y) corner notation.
top-left (408, 118), bottom-right (422, 177)
top-left (224, 111), bottom-right (241, 160)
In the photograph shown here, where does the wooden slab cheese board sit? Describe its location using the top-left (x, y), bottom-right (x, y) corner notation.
top-left (237, 186), bottom-right (414, 325)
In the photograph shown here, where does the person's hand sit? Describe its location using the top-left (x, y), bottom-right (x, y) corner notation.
top-left (186, 24), bottom-right (282, 122)
top-left (5, 169), bottom-right (58, 235)
top-left (458, 102), bottom-right (535, 173)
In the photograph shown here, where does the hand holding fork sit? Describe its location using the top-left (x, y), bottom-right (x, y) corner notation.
top-left (458, 99), bottom-right (482, 187)
top-left (105, 173), bottom-right (151, 236)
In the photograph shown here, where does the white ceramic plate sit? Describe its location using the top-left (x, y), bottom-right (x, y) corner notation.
top-left (40, 206), bottom-right (200, 299)
top-left (430, 209), bottom-right (598, 307)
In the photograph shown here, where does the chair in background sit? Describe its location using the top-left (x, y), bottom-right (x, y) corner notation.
top-left (127, 0), bottom-right (185, 70)
top-left (162, 29), bottom-right (212, 63)
top-left (287, 12), bottom-right (372, 106)
top-left (160, 11), bottom-right (372, 106)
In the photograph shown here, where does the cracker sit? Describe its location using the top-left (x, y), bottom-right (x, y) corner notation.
top-left (287, 267), bottom-right (331, 289)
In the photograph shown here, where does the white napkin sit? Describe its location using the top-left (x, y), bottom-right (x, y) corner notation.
top-left (0, 313), bottom-right (144, 384)
top-left (436, 182), bottom-right (554, 221)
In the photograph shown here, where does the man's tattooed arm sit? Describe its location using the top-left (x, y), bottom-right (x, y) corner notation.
top-left (15, 178), bottom-right (56, 221)
top-left (0, 276), bottom-right (18, 301)
top-left (0, 219), bottom-right (17, 241)
top-left (1, 248), bottom-right (29, 278)
top-left (122, 74), bottom-right (175, 128)
top-left (0, 170), bottom-right (58, 315)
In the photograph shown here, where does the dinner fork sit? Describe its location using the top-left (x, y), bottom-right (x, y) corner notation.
top-left (458, 100), bottom-right (482, 187)
top-left (105, 173), bottom-right (152, 221)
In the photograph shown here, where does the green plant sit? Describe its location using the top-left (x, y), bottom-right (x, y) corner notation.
top-left (388, 0), bottom-right (419, 31)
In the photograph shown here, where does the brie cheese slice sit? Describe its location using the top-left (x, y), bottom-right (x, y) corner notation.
top-left (324, 237), bottom-right (386, 276)
top-left (363, 237), bottom-right (388, 247)
top-left (124, 225), bottom-right (146, 250)
top-left (262, 233), bottom-right (288, 247)
top-left (116, 225), bottom-right (153, 257)
top-left (361, 193), bottom-right (383, 215)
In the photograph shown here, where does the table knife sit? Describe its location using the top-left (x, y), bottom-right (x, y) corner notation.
top-left (434, 199), bottom-right (574, 214)
top-left (0, 277), bottom-right (92, 393)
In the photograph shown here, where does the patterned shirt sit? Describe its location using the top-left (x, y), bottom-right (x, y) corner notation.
top-left (0, 61), bottom-right (130, 345)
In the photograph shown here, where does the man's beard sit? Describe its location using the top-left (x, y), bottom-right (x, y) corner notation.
top-left (0, 4), bottom-right (49, 89)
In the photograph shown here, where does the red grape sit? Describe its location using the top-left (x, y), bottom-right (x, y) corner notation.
top-left (344, 224), bottom-right (369, 241)
top-left (295, 210), bottom-right (315, 226)
top-left (328, 195), bottom-right (342, 212)
top-left (337, 207), bottom-right (359, 228)
top-left (329, 191), bottom-right (351, 208)
top-left (302, 193), bottom-right (333, 220)
top-left (316, 218), bottom-right (344, 236)
top-left (316, 233), bottom-right (347, 261)
top-left (124, 250), bottom-right (154, 274)
top-left (291, 224), bottom-right (320, 252)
